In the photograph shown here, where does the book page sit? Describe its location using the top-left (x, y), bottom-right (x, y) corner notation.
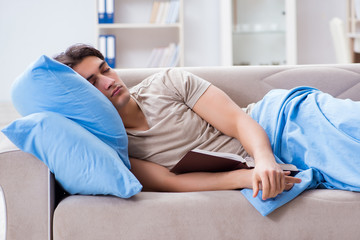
top-left (192, 149), bottom-right (246, 162)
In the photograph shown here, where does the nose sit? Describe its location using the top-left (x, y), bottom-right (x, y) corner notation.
top-left (100, 75), bottom-right (115, 90)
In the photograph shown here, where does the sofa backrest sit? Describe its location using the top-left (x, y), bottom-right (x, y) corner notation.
top-left (116, 64), bottom-right (360, 107)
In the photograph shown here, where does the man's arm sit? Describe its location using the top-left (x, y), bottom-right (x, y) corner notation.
top-left (130, 158), bottom-right (300, 192)
top-left (192, 85), bottom-right (290, 200)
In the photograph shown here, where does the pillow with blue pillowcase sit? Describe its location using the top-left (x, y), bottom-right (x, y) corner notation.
top-left (1, 55), bottom-right (142, 198)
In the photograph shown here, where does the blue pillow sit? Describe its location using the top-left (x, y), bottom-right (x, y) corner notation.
top-left (1, 112), bottom-right (142, 198)
top-left (11, 55), bottom-right (130, 169)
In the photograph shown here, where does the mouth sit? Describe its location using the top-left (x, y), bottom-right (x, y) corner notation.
top-left (111, 85), bottom-right (122, 97)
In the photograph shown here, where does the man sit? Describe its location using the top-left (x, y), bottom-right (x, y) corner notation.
top-left (54, 44), bottom-right (301, 200)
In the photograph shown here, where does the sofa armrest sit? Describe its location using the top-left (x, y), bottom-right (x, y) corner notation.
top-left (0, 149), bottom-right (55, 240)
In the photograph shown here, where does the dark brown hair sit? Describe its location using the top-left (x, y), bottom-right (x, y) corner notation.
top-left (53, 44), bottom-right (104, 68)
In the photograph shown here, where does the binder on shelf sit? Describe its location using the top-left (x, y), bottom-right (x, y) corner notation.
top-left (106, 35), bottom-right (116, 68)
top-left (105, 0), bottom-right (114, 23)
top-left (98, 35), bottom-right (116, 68)
top-left (98, 0), bottom-right (106, 23)
top-left (98, 0), bottom-right (114, 23)
top-left (99, 35), bottom-right (107, 58)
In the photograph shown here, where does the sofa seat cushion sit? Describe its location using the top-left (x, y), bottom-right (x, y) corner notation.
top-left (53, 190), bottom-right (360, 240)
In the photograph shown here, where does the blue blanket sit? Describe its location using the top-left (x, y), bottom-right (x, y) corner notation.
top-left (241, 86), bottom-right (360, 216)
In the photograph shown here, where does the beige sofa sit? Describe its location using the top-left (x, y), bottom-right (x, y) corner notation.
top-left (1, 64), bottom-right (360, 240)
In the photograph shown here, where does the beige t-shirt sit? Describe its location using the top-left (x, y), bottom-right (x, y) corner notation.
top-left (127, 68), bottom-right (249, 169)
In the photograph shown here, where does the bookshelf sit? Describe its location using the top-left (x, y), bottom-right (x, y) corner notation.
top-left (96, 0), bottom-right (184, 68)
top-left (220, 0), bottom-right (296, 66)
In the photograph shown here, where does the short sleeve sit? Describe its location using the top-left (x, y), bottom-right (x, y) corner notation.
top-left (161, 69), bottom-right (211, 108)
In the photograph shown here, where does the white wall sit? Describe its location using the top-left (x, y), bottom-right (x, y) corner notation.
top-left (0, 0), bottom-right (97, 102)
top-left (183, 0), bottom-right (220, 66)
top-left (296, 0), bottom-right (347, 64)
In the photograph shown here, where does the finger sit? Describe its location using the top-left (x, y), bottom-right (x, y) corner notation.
top-left (276, 172), bottom-right (283, 197)
top-left (284, 183), bottom-right (294, 191)
top-left (285, 176), bottom-right (302, 184)
top-left (276, 171), bottom-right (286, 196)
top-left (269, 171), bottom-right (277, 198)
top-left (252, 178), bottom-right (259, 198)
top-left (280, 171), bottom-right (285, 193)
top-left (261, 174), bottom-right (270, 200)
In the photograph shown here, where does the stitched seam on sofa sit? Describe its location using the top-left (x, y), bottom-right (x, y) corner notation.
top-left (0, 149), bottom-right (21, 154)
top-left (334, 81), bottom-right (360, 98)
top-left (301, 195), bottom-right (360, 203)
top-left (261, 67), bottom-right (360, 85)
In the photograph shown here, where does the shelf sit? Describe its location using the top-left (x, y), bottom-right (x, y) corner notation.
top-left (348, 33), bottom-right (360, 38)
top-left (348, 18), bottom-right (360, 23)
top-left (228, 0), bottom-right (286, 66)
top-left (233, 30), bottom-right (285, 34)
top-left (96, 0), bottom-right (184, 68)
top-left (98, 23), bottom-right (181, 29)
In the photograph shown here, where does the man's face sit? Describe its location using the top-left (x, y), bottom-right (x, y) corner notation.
top-left (73, 56), bottom-right (130, 111)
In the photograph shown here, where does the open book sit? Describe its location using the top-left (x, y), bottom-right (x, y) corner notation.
top-left (170, 149), bottom-right (299, 176)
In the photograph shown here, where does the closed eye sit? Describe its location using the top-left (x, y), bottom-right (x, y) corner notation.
top-left (103, 67), bottom-right (111, 73)
top-left (88, 76), bottom-right (97, 85)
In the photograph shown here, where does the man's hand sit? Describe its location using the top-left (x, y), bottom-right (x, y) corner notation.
top-left (252, 161), bottom-right (302, 200)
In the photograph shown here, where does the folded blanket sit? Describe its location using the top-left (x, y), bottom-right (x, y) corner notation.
top-left (241, 86), bottom-right (360, 216)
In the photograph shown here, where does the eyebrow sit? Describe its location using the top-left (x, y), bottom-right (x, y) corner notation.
top-left (86, 61), bottom-right (106, 81)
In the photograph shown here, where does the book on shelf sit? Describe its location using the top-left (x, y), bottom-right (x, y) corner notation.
top-left (149, 1), bottom-right (160, 23)
top-left (170, 149), bottom-right (299, 176)
top-left (157, 1), bottom-right (169, 24)
top-left (98, 35), bottom-right (116, 68)
top-left (150, 0), bottom-right (180, 24)
top-left (98, 0), bottom-right (114, 24)
top-left (167, 0), bottom-right (180, 24)
top-left (146, 43), bottom-right (179, 68)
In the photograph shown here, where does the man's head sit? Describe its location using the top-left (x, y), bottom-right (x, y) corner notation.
top-left (54, 44), bottom-right (105, 68)
top-left (54, 44), bottom-right (130, 112)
